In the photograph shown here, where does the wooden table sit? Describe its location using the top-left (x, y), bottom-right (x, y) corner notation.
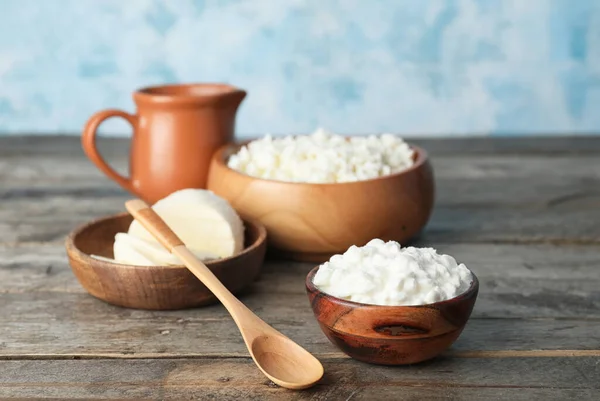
top-left (1, 136), bottom-right (599, 400)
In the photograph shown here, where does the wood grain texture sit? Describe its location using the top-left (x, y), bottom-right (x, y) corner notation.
top-left (207, 144), bottom-right (435, 261)
top-left (4, 154), bottom-right (600, 203)
top-left (2, 184), bottom-right (599, 245)
top-left (2, 137), bottom-right (599, 246)
top-left (305, 267), bottom-right (479, 365)
top-left (66, 213), bottom-right (267, 310)
top-left (2, 243), bottom-right (600, 317)
top-left (5, 242), bottom-right (600, 291)
top-left (3, 200), bottom-right (599, 246)
top-left (1, 241), bottom-right (599, 361)
top-left (0, 357), bottom-right (598, 400)
top-left (2, 135), bottom-right (600, 157)
top-left (1, 244), bottom-right (599, 358)
top-left (1, 136), bottom-right (599, 399)
top-left (1, 291), bottom-right (600, 358)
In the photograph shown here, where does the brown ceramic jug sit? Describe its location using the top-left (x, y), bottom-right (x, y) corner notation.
top-left (82, 83), bottom-right (246, 203)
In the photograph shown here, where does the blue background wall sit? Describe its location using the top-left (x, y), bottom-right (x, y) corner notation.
top-left (0, 0), bottom-right (598, 137)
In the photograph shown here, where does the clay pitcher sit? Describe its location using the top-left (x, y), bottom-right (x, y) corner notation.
top-left (82, 83), bottom-right (246, 203)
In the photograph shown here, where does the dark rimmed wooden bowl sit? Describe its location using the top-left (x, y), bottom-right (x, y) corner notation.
top-left (65, 212), bottom-right (267, 310)
top-left (305, 266), bottom-right (478, 365)
top-left (207, 142), bottom-right (434, 263)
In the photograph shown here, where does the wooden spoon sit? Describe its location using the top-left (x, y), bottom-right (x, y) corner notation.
top-left (125, 199), bottom-right (324, 390)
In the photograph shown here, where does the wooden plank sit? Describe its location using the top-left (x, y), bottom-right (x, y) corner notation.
top-left (1, 191), bottom-right (599, 244)
top-left (2, 242), bottom-right (600, 315)
top-left (3, 152), bottom-right (600, 186)
top-left (407, 135), bottom-right (600, 155)
top-left (0, 135), bottom-right (130, 158)
top-left (2, 139), bottom-right (599, 245)
top-left (0, 156), bottom-right (127, 187)
top-left (2, 177), bottom-right (599, 217)
top-left (1, 289), bottom-right (599, 358)
top-left (4, 243), bottom-right (600, 291)
top-left (1, 242), bottom-right (599, 358)
top-left (2, 135), bottom-right (600, 209)
top-left (0, 357), bottom-right (598, 400)
top-left (1, 135), bottom-right (598, 398)
top-left (2, 135), bottom-right (600, 157)
top-left (2, 138), bottom-right (599, 247)
top-left (3, 149), bottom-right (599, 195)
top-left (2, 240), bottom-right (599, 357)
top-left (423, 206), bottom-right (600, 245)
top-left (3, 157), bottom-right (600, 211)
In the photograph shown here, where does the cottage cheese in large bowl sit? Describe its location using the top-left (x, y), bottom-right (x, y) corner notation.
top-left (227, 128), bottom-right (415, 183)
top-left (208, 128), bottom-right (434, 262)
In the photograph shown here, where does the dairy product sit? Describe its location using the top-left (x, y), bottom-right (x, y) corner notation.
top-left (227, 128), bottom-right (415, 183)
top-left (113, 189), bottom-right (244, 266)
top-left (114, 233), bottom-right (218, 266)
top-left (113, 234), bottom-right (157, 266)
top-left (312, 239), bottom-right (472, 306)
top-left (90, 254), bottom-right (118, 263)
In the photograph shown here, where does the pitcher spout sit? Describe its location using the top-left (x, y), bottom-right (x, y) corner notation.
top-left (223, 87), bottom-right (246, 111)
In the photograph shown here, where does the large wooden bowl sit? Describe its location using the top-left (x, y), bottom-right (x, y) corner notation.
top-left (306, 266), bottom-right (478, 365)
top-left (65, 213), bottom-right (267, 310)
top-left (206, 142), bottom-right (435, 262)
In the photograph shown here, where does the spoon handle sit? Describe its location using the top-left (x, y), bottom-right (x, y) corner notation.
top-left (124, 199), bottom-right (184, 251)
top-left (124, 199), bottom-right (251, 318)
top-left (125, 199), bottom-right (324, 390)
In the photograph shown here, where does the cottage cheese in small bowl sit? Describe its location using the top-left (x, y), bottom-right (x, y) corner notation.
top-left (227, 128), bottom-right (415, 183)
top-left (312, 239), bottom-right (473, 306)
top-left (306, 239), bottom-right (478, 365)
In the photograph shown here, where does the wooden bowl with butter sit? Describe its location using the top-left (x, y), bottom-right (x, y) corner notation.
top-left (305, 266), bottom-right (479, 365)
top-left (65, 213), bottom-right (267, 310)
top-left (207, 142), bottom-right (434, 263)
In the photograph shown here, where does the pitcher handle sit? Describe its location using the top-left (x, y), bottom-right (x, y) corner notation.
top-left (82, 109), bottom-right (138, 194)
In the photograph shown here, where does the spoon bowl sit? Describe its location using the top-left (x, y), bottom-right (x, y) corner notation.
top-left (251, 335), bottom-right (324, 390)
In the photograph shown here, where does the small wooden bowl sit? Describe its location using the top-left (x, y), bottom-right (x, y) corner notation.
top-left (305, 266), bottom-right (479, 365)
top-left (65, 213), bottom-right (267, 310)
top-left (206, 142), bottom-right (434, 262)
